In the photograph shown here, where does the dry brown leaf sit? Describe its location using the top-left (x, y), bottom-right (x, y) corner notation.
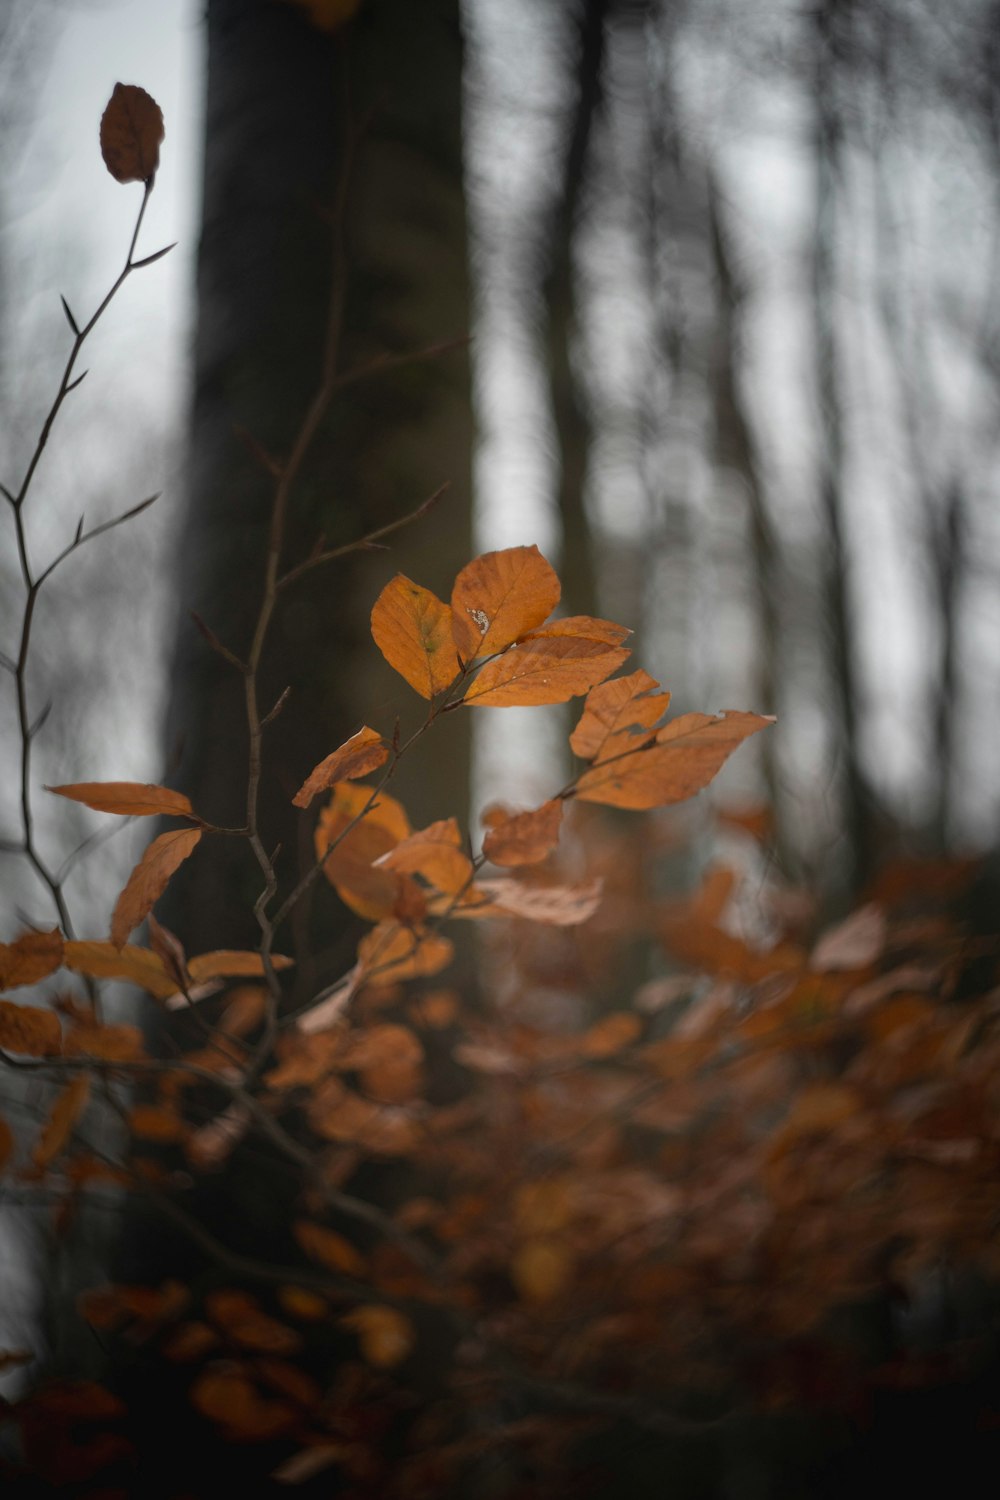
top-left (578, 1012), bottom-right (642, 1058)
top-left (292, 727), bottom-right (389, 808)
top-left (810, 903), bottom-right (887, 972)
top-left (356, 923), bottom-right (453, 984)
top-left (0, 999), bottom-right (62, 1056)
top-left (370, 575), bottom-right (459, 698)
top-left (575, 711), bottom-right (774, 809)
top-left (190, 1365), bottom-right (296, 1442)
top-left (32, 1074), bottom-right (90, 1171)
top-left (459, 876), bottom-right (602, 926)
top-left (450, 545), bottom-right (561, 662)
top-left (99, 83), bottom-right (164, 184)
top-left (110, 827), bottom-right (202, 948)
top-left (570, 668), bottom-right (670, 762)
top-left (315, 781), bottom-right (413, 921)
top-left (63, 941), bottom-right (172, 999)
top-left (186, 950), bottom-right (294, 983)
top-left (205, 1290), bottom-right (301, 1355)
top-left (64, 1022), bottom-right (146, 1062)
top-left (0, 928), bottom-right (64, 990)
top-left (340, 1304), bottom-right (415, 1368)
top-left (462, 634), bottom-right (628, 707)
top-left (376, 817), bottom-right (474, 895)
top-left (47, 780), bottom-right (194, 819)
top-left (482, 799), bottom-right (563, 867)
top-left (294, 1220), bottom-right (368, 1278)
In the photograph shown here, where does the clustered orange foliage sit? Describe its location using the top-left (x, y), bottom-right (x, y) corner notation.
top-left (2, 82), bottom-right (999, 1499)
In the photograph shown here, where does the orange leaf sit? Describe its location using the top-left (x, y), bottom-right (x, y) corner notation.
top-left (0, 928), bottom-right (64, 990)
top-left (575, 711), bottom-right (774, 809)
top-left (33, 1075), bottom-right (90, 1171)
top-left (315, 782), bottom-right (413, 922)
top-left (375, 817), bottom-right (474, 895)
top-left (0, 1000), bottom-right (62, 1056)
top-left (482, 799), bottom-right (563, 867)
top-left (457, 876), bottom-right (602, 926)
top-left (578, 1012), bottom-right (642, 1058)
top-left (99, 83), bottom-right (164, 184)
top-left (356, 922), bottom-right (453, 983)
top-left (510, 1239), bottom-right (573, 1304)
top-left (190, 1366), bottom-right (296, 1442)
top-left (292, 727), bottom-right (389, 808)
top-left (450, 545), bottom-right (561, 662)
top-left (47, 781), bottom-right (195, 819)
top-left (370, 575), bottom-right (459, 698)
top-left (64, 1023), bottom-right (146, 1062)
top-left (524, 614), bottom-right (630, 646)
top-left (294, 1221), bottom-right (368, 1278)
top-left (570, 668), bottom-right (670, 762)
top-left (186, 950), bottom-right (294, 983)
top-left (63, 941), bottom-right (175, 998)
top-left (462, 635), bottom-right (629, 707)
top-left (205, 1290), bottom-right (301, 1355)
top-left (340, 1304), bottom-right (414, 1368)
top-left (110, 827), bottom-right (202, 948)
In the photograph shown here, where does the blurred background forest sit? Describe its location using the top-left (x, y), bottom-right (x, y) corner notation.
top-left (1, 0), bottom-right (999, 1440)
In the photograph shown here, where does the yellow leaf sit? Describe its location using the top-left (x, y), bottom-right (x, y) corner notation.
top-left (462, 634), bottom-right (628, 707)
top-left (570, 668), bottom-right (670, 762)
top-left (32, 1074), bottom-right (90, 1171)
top-left (110, 827), bottom-right (202, 948)
top-left (482, 799), bottom-right (563, 867)
top-left (0, 999), bottom-right (62, 1056)
top-left (340, 1304), bottom-right (414, 1368)
top-left (0, 928), bottom-right (64, 990)
top-left (99, 83), bottom-right (164, 184)
top-left (575, 711), bottom-right (774, 809)
top-left (370, 575), bottom-right (459, 699)
top-left (292, 727), bottom-right (389, 808)
top-left (47, 780), bottom-right (194, 819)
top-left (450, 545), bottom-right (560, 662)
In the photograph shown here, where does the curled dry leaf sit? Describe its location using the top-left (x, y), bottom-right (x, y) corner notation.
top-left (482, 798), bottom-right (563, 867)
top-left (371, 575), bottom-right (459, 698)
top-left (459, 876), bottom-right (603, 927)
top-left (0, 999), bottom-right (62, 1057)
top-left (340, 1304), bottom-right (415, 1369)
top-left (110, 827), bottom-right (202, 948)
top-left (462, 634), bottom-right (629, 708)
top-left (376, 817), bottom-right (474, 895)
top-left (0, 928), bottom-right (64, 990)
top-left (450, 545), bottom-right (561, 662)
top-left (575, 710), bottom-right (774, 810)
top-left (32, 1074), bottom-right (90, 1171)
top-left (99, 83), bottom-right (164, 184)
top-left (292, 726), bottom-right (389, 808)
top-left (570, 668), bottom-right (670, 762)
top-left (47, 780), bottom-right (195, 819)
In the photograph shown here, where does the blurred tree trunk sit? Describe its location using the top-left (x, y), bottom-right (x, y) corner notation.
top-left (163, 0), bottom-right (472, 966)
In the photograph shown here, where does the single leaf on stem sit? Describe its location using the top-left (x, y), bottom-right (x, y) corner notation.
top-left (0, 928), bottom-right (64, 990)
top-left (574, 711), bottom-right (774, 810)
top-left (315, 782), bottom-right (414, 922)
top-left (110, 827), bottom-right (202, 948)
top-left (292, 727), bottom-right (389, 808)
top-left (462, 634), bottom-right (628, 708)
top-left (47, 781), bottom-right (197, 820)
top-left (570, 668), bottom-right (671, 762)
top-left (32, 1074), bottom-right (90, 1172)
top-left (370, 576), bottom-right (459, 699)
top-left (375, 817), bottom-right (474, 895)
top-left (482, 799), bottom-right (563, 867)
top-left (450, 545), bottom-right (561, 662)
top-left (99, 83), bottom-right (164, 185)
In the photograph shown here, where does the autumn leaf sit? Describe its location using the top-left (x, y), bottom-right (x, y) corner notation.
top-left (205, 1290), bottom-right (302, 1355)
top-left (462, 634), bottom-right (629, 707)
top-left (110, 827), bottom-right (202, 948)
top-left (524, 614), bottom-right (631, 646)
top-left (371, 576), bottom-right (460, 698)
top-left (32, 1075), bottom-right (90, 1171)
top-left (294, 1221), bottom-right (368, 1279)
top-left (574, 710), bottom-right (774, 809)
top-left (482, 799), bottom-right (563, 867)
top-left (293, 727), bottom-right (389, 807)
top-left (570, 668), bottom-right (670, 762)
top-left (64, 1023), bottom-right (146, 1062)
top-left (315, 781), bottom-right (415, 921)
top-left (375, 817), bottom-right (474, 895)
top-left (340, 1304), bottom-right (415, 1368)
top-left (190, 1366), bottom-right (296, 1442)
top-left (63, 941), bottom-right (175, 998)
top-left (99, 83), bottom-right (164, 184)
top-left (0, 928), bottom-right (64, 990)
top-left (356, 922), bottom-right (454, 984)
top-left (186, 950), bottom-right (294, 983)
top-left (455, 876), bottom-right (603, 926)
top-left (510, 1239), bottom-right (574, 1303)
top-left (450, 545), bottom-right (561, 662)
top-left (0, 999), bottom-right (62, 1056)
top-left (47, 781), bottom-right (195, 819)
